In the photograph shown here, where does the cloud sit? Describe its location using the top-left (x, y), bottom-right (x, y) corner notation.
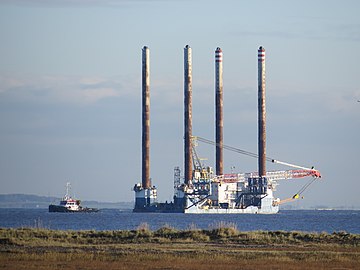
top-left (325, 89), bottom-right (360, 113)
top-left (0, 0), bottom-right (171, 8)
top-left (231, 30), bottom-right (296, 40)
top-left (330, 23), bottom-right (360, 42)
top-left (230, 20), bottom-right (360, 43)
top-left (0, 74), bottom-right (138, 105)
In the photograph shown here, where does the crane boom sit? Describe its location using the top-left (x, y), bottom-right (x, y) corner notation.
top-left (195, 136), bottom-right (321, 178)
top-left (216, 169), bottom-right (319, 183)
top-left (273, 194), bottom-right (302, 206)
top-left (271, 159), bottom-right (313, 171)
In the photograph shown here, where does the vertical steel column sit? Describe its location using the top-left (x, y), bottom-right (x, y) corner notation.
top-left (184, 45), bottom-right (193, 184)
top-left (215, 47), bottom-right (223, 176)
top-left (142, 46), bottom-right (151, 189)
top-left (258, 46), bottom-right (266, 177)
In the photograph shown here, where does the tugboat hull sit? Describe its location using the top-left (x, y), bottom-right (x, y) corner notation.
top-left (49, 204), bottom-right (98, 213)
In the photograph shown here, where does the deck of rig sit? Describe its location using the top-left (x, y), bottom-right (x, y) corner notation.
top-left (133, 45), bottom-right (321, 214)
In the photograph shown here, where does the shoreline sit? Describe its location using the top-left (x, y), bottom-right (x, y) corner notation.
top-left (1, 227), bottom-right (359, 269)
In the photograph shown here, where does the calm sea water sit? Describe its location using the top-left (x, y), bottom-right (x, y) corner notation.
top-left (0, 208), bottom-right (359, 233)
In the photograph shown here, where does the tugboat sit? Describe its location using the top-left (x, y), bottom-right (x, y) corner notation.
top-left (49, 182), bottom-right (98, 213)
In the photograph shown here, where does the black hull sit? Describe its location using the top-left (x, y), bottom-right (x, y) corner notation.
top-left (133, 208), bottom-right (184, 213)
top-left (133, 203), bottom-right (184, 213)
top-left (49, 205), bottom-right (98, 213)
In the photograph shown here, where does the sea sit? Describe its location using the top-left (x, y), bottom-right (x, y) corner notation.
top-left (0, 208), bottom-right (359, 233)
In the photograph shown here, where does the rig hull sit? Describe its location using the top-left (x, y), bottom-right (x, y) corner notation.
top-left (133, 204), bottom-right (278, 214)
top-left (184, 206), bottom-right (278, 214)
top-left (133, 179), bottom-right (280, 214)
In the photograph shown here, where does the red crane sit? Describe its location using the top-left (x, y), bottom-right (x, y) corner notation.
top-left (195, 136), bottom-right (321, 205)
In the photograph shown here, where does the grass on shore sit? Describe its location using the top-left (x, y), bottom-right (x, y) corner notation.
top-left (0, 226), bottom-right (359, 270)
top-left (0, 224), bottom-right (359, 247)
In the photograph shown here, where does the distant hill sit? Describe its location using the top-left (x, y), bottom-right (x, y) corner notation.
top-left (0, 194), bottom-right (133, 210)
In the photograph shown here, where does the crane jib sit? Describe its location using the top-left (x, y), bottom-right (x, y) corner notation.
top-left (194, 136), bottom-right (321, 178)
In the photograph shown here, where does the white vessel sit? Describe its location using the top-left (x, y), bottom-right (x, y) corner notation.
top-left (49, 183), bottom-right (98, 213)
top-left (173, 157), bottom-right (320, 214)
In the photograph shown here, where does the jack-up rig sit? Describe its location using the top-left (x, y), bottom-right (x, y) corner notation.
top-left (133, 45), bottom-right (321, 214)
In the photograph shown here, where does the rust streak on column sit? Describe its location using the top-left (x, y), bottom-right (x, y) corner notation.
top-left (184, 45), bottom-right (192, 184)
top-left (215, 47), bottom-right (223, 176)
top-left (142, 46), bottom-right (151, 189)
top-left (258, 46), bottom-right (266, 177)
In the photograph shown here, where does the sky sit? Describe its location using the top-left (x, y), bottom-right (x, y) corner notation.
top-left (0, 0), bottom-right (359, 208)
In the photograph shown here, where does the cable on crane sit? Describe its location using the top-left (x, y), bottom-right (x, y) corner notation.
top-left (196, 136), bottom-right (278, 162)
top-left (277, 174), bottom-right (318, 205)
top-left (195, 136), bottom-right (260, 159)
top-left (296, 176), bottom-right (318, 196)
top-left (195, 136), bottom-right (318, 172)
